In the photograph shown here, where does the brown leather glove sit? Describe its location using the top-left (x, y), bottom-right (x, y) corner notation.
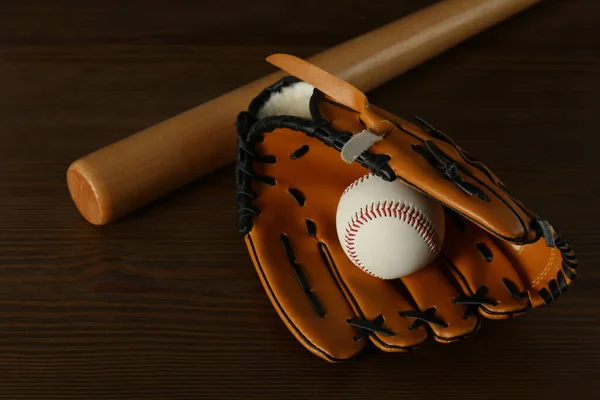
top-left (235, 54), bottom-right (578, 362)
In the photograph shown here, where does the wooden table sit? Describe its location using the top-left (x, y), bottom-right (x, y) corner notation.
top-left (1, 0), bottom-right (599, 398)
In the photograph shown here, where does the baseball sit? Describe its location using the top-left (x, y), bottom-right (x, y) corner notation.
top-left (336, 173), bottom-right (445, 280)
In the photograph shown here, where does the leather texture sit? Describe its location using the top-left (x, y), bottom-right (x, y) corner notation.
top-left (235, 55), bottom-right (578, 362)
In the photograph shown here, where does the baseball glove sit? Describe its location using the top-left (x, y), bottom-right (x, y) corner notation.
top-left (235, 54), bottom-right (577, 362)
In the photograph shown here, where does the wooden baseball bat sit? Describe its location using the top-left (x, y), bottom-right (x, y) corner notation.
top-left (67, 0), bottom-right (541, 225)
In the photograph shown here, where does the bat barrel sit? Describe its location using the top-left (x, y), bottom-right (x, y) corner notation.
top-left (67, 0), bottom-right (541, 225)
top-left (67, 74), bottom-right (285, 225)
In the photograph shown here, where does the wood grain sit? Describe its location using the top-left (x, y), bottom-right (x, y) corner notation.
top-left (1, 0), bottom-right (599, 398)
top-left (67, 0), bottom-right (543, 226)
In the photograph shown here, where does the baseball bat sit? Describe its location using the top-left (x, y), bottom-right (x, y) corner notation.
top-left (67, 0), bottom-right (541, 225)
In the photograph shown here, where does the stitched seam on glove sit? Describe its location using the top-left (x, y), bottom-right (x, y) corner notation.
top-left (531, 247), bottom-right (557, 287)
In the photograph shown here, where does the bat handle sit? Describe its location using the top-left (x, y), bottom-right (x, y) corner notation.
top-left (67, 0), bottom-right (541, 225)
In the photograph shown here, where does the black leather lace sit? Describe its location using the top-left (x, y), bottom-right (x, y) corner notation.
top-left (347, 315), bottom-right (395, 341)
top-left (412, 140), bottom-right (490, 202)
top-left (400, 307), bottom-right (448, 330)
top-left (452, 286), bottom-right (498, 319)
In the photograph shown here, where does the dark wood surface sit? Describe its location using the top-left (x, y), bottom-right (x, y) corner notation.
top-left (1, 0), bottom-right (599, 398)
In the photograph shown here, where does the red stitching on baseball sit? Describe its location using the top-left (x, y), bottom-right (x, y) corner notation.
top-left (343, 174), bottom-right (375, 195)
top-left (343, 199), bottom-right (441, 279)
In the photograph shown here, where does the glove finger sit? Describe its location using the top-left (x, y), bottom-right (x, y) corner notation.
top-left (400, 261), bottom-right (480, 343)
top-left (320, 231), bottom-right (429, 353)
top-left (442, 211), bottom-right (531, 319)
top-left (495, 230), bottom-right (577, 308)
top-left (246, 232), bottom-right (362, 361)
top-left (362, 105), bottom-right (538, 243)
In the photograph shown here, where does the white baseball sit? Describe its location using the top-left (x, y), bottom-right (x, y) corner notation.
top-left (336, 173), bottom-right (445, 280)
